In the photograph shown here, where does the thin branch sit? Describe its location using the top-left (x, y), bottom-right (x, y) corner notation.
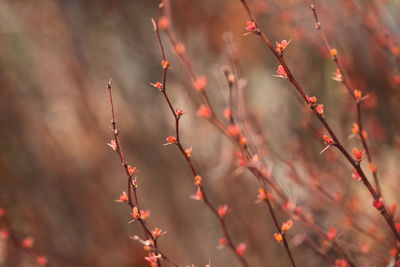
top-left (107, 80), bottom-right (167, 267)
top-left (239, 0), bottom-right (400, 247)
top-left (310, 3), bottom-right (382, 197)
top-left (153, 15), bottom-right (250, 267)
top-left (159, 2), bottom-right (356, 264)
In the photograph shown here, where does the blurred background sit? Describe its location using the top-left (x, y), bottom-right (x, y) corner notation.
top-left (0, 0), bottom-right (399, 266)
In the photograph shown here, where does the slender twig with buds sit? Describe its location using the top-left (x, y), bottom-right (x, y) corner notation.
top-left (152, 14), bottom-right (250, 267)
top-left (158, 3), bottom-right (301, 265)
top-left (0, 207), bottom-right (48, 266)
top-left (157, 1), bottom-right (368, 265)
top-left (107, 79), bottom-right (184, 267)
top-left (239, 0), bottom-right (400, 248)
top-left (310, 3), bottom-right (382, 197)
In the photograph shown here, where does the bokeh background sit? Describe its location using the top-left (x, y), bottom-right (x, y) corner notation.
top-left (0, 0), bottom-right (399, 266)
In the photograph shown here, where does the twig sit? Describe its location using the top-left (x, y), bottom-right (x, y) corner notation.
top-left (158, 2), bottom-right (358, 264)
top-left (0, 207), bottom-right (48, 266)
top-left (240, 0), bottom-right (400, 260)
top-left (152, 15), bottom-right (250, 267)
top-left (239, 0), bottom-right (400, 247)
top-left (107, 80), bottom-right (167, 267)
top-left (310, 3), bottom-right (382, 197)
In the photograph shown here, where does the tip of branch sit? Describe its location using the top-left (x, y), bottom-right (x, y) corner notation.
top-left (151, 18), bottom-right (157, 31)
top-left (128, 219), bottom-right (137, 224)
top-left (107, 78), bottom-right (112, 89)
top-left (320, 145), bottom-right (331, 154)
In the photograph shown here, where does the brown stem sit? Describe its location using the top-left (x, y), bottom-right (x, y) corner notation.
top-left (131, 236), bottom-right (183, 267)
top-left (159, 1), bottom-right (358, 264)
top-left (163, 28), bottom-right (232, 139)
top-left (310, 3), bottom-right (382, 196)
top-left (160, 2), bottom-right (352, 263)
top-left (0, 213), bottom-right (47, 266)
top-left (239, 0), bottom-right (400, 245)
top-left (153, 16), bottom-right (250, 267)
top-left (264, 197), bottom-right (297, 267)
top-left (222, 71), bottom-right (297, 266)
top-left (107, 80), bottom-right (163, 267)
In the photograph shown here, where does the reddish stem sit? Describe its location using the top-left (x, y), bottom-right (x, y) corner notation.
top-left (153, 16), bottom-right (250, 267)
top-left (239, 0), bottom-right (400, 245)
